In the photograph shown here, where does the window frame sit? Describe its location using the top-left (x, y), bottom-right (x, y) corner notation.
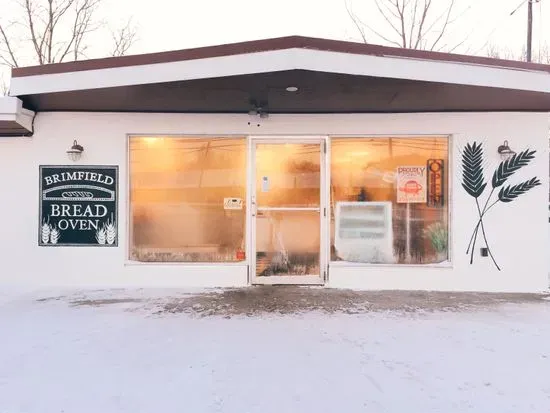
top-left (326, 134), bottom-right (453, 268)
top-left (124, 133), bottom-right (453, 268)
top-left (126, 133), bottom-right (249, 266)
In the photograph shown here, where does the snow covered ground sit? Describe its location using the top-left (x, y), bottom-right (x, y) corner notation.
top-left (1, 289), bottom-right (550, 413)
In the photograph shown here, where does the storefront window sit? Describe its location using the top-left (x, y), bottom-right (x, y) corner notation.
top-left (129, 137), bottom-right (247, 262)
top-left (330, 137), bottom-right (449, 264)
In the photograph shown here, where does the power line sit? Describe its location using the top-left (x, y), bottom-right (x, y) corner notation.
top-left (510, 0), bottom-right (529, 16)
top-left (472, 0), bottom-right (533, 56)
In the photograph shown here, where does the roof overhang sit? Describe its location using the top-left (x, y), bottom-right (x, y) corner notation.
top-left (0, 97), bottom-right (35, 136)
top-left (8, 36), bottom-right (550, 114)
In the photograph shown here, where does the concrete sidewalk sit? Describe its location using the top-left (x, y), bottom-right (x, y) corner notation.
top-left (61, 286), bottom-right (550, 317)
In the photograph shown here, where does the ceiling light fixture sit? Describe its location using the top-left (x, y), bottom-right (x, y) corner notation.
top-left (285, 86), bottom-right (298, 92)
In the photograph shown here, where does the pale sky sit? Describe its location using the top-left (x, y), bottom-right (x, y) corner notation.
top-left (1, 0), bottom-right (549, 88)
top-left (101, 0), bottom-right (549, 55)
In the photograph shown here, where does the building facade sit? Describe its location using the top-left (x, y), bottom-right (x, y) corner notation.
top-left (1, 37), bottom-right (549, 292)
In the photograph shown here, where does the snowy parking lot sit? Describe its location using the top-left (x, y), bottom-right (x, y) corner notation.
top-left (1, 288), bottom-right (549, 413)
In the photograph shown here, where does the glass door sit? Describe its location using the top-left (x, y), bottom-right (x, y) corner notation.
top-left (250, 138), bottom-right (326, 285)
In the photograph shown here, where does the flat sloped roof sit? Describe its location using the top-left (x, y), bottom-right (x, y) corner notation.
top-left (11, 36), bottom-right (550, 78)
top-left (7, 36), bottom-right (550, 114)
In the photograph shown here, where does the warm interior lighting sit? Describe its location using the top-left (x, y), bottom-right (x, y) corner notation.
top-left (130, 137), bottom-right (247, 263)
top-left (330, 136), bottom-right (449, 265)
top-left (349, 151), bottom-right (370, 157)
top-left (142, 137), bottom-right (163, 146)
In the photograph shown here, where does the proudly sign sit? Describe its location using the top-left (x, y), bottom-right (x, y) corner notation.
top-left (396, 166), bottom-right (427, 204)
top-left (39, 166), bottom-right (118, 246)
top-left (427, 159), bottom-right (444, 207)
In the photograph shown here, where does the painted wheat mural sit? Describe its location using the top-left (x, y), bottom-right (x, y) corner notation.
top-left (462, 141), bottom-right (540, 270)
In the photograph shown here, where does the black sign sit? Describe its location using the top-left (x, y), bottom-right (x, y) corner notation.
top-left (427, 159), bottom-right (444, 207)
top-left (39, 166), bottom-right (118, 246)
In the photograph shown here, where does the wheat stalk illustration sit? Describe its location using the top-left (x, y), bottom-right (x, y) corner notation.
top-left (467, 149), bottom-right (537, 258)
top-left (491, 149), bottom-right (536, 187)
top-left (105, 213), bottom-right (117, 245)
top-left (461, 142), bottom-right (498, 267)
top-left (96, 226), bottom-right (107, 244)
top-left (463, 142), bottom-right (540, 270)
top-left (498, 177), bottom-right (541, 202)
top-left (49, 225), bottom-right (60, 244)
top-left (461, 142), bottom-right (487, 199)
top-left (41, 218), bottom-right (51, 244)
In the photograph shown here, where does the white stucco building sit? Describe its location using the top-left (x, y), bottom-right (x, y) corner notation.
top-left (1, 36), bottom-right (549, 292)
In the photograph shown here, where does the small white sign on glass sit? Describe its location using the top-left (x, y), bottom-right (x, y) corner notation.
top-left (223, 198), bottom-right (243, 210)
top-left (261, 176), bottom-right (270, 192)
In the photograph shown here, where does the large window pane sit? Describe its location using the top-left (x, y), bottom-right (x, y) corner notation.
top-left (330, 137), bottom-right (449, 264)
top-left (129, 137), bottom-right (246, 262)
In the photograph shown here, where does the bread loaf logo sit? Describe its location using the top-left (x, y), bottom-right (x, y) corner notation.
top-left (39, 166), bottom-right (118, 246)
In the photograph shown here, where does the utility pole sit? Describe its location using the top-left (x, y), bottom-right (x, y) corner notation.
top-left (527, 0), bottom-right (541, 62)
top-left (527, 0), bottom-right (534, 62)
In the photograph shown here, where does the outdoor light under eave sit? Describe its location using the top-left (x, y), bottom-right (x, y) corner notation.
top-left (497, 140), bottom-right (515, 161)
top-left (248, 99), bottom-right (269, 119)
top-left (67, 140), bottom-right (84, 162)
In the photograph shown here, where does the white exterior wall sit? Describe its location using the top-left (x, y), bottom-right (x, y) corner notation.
top-left (0, 112), bottom-right (548, 292)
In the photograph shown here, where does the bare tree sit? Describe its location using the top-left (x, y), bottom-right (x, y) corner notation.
top-left (485, 42), bottom-right (550, 64)
top-left (0, 74), bottom-right (9, 96)
top-left (534, 43), bottom-right (550, 64)
top-left (485, 43), bottom-right (522, 60)
top-left (0, 0), bottom-right (137, 69)
top-left (110, 18), bottom-right (137, 57)
top-left (346, 0), bottom-right (466, 52)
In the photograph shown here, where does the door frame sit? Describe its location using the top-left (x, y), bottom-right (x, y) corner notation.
top-left (247, 136), bottom-right (328, 285)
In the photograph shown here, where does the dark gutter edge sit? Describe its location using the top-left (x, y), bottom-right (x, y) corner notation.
top-left (12, 36), bottom-right (550, 78)
top-left (0, 132), bottom-right (33, 137)
top-left (24, 109), bottom-right (550, 114)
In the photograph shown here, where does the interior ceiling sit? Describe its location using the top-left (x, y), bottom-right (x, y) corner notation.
top-left (18, 70), bottom-right (550, 113)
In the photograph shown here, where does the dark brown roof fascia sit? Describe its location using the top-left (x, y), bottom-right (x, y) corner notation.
top-left (12, 35), bottom-right (550, 78)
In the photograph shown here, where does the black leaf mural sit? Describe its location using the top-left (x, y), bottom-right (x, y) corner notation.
top-left (498, 177), bottom-right (541, 203)
top-left (462, 141), bottom-right (540, 271)
top-left (461, 142), bottom-right (487, 198)
top-left (491, 149), bottom-right (536, 188)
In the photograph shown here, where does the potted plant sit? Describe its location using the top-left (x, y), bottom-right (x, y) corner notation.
top-left (424, 222), bottom-right (448, 263)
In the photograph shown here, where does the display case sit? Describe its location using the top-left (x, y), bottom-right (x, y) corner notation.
top-left (334, 201), bottom-right (394, 263)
